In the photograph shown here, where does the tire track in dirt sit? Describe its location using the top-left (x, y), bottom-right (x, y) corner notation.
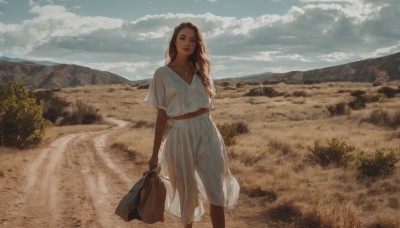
top-left (1, 119), bottom-right (131, 227)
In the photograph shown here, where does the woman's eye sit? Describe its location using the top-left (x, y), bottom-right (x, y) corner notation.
top-left (179, 37), bottom-right (185, 41)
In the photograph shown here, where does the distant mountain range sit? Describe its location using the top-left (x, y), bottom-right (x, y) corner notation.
top-left (1, 52), bottom-right (399, 89)
top-left (0, 56), bottom-right (59, 66)
top-left (0, 60), bottom-right (130, 89)
top-left (238, 52), bottom-right (400, 84)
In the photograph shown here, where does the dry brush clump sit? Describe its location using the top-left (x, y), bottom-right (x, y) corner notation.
top-left (309, 138), bottom-right (400, 177)
top-left (111, 142), bottom-right (146, 164)
top-left (357, 148), bottom-right (400, 177)
top-left (366, 109), bottom-right (400, 129)
top-left (266, 200), bottom-right (302, 224)
top-left (293, 208), bottom-right (334, 228)
top-left (217, 121), bottom-right (249, 146)
top-left (244, 86), bottom-right (283, 97)
top-left (309, 138), bottom-right (355, 167)
top-left (326, 102), bottom-right (351, 117)
top-left (60, 100), bottom-right (103, 125)
top-left (377, 86), bottom-right (398, 98)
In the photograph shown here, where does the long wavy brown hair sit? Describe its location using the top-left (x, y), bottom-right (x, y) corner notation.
top-left (165, 21), bottom-right (214, 96)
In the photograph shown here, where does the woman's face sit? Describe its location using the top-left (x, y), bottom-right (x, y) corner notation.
top-left (175, 27), bottom-right (197, 57)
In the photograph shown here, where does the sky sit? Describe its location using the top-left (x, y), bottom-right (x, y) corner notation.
top-left (0, 0), bottom-right (399, 81)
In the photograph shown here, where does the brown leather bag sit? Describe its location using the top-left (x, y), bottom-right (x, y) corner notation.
top-left (138, 170), bottom-right (167, 223)
top-left (115, 168), bottom-right (166, 223)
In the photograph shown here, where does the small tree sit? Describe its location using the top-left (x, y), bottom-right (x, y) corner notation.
top-left (0, 82), bottom-right (52, 148)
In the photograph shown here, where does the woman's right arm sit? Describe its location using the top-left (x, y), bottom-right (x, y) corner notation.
top-left (148, 108), bottom-right (168, 170)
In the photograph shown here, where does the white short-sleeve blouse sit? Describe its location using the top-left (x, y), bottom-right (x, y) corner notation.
top-left (144, 66), bottom-right (214, 118)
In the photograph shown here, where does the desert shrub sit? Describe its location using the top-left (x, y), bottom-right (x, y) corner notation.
top-left (309, 138), bottom-right (355, 167)
top-left (372, 81), bottom-right (382, 87)
top-left (217, 121), bottom-right (249, 146)
top-left (236, 82), bottom-right (245, 88)
top-left (269, 138), bottom-right (293, 155)
top-left (357, 148), bottom-right (399, 177)
top-left (137, 84), bottom-right (150, 89)
top-left (378, 86), bottom-right (397, 98)
top-left (367, 109), bottom-right (400, 129)
top-left (368, 110), bottom-right (390, 127)
top-left (350, 90), bottom-right (366, 97)
top-left (263, 80), bottom-right (280, 85)
top-left (132, 120), bottom-right (154, 128)
top-left (219, 81), bottom-right (230, 87)
top-left (365, 217), bottom-right (399, 228)
top-left (111, 143), bottom-right (144, 164)
top-left (363, 94), bottom-right (381, 103)
top-left (245, 81), bottom-right (260, 86)
top-left (267, 201), bottom-right (302, 223)
top-left (235, 121), bottom-right (249, 134)
top-left (348, 97), bottom-right (366, 110)
top-left (34, 90), bottom-right (70, 123)
top-left (60, 100), bottom-right (102, 125)
top-left (292, 91), bottom-right (310, 97)
top-left (326, 103), bottom-right (350, 117)
top-left (244, 86), bottom-right (280, 97)
top-left (293, 209), bottom-right (333, 228)
top-left (0, 82), bottom-right (52, 149)
top-left (337, 89), bottom-right (349, 93)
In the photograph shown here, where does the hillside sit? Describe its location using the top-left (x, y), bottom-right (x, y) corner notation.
top-left (237, 52), bottom-right (400, 84)
top-left (0, 61), bottom-right (130, 89)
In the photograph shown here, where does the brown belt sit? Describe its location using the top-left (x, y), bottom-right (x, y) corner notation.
top-left (172, 108), bottom-right (210, 120)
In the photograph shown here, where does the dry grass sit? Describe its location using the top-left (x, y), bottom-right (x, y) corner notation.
top-left (0, 147), bottom-right (28, 177)
top-left (2, 81), bottom-right (400, 226)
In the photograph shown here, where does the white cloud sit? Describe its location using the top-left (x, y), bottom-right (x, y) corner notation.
top-left (1, 0), bottom-right (399, 80)
top-left (318, 52), bottom-right (354, 62)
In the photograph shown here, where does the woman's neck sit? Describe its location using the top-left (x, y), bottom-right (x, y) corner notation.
top-left (172, 54), bottom-right (190, 67)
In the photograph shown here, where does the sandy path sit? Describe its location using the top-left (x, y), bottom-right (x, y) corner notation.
top-left (0, 118), bottom-right (266, 228)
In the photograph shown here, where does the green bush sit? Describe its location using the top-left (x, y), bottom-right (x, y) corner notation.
top-left (309, 138), bottom-right (355, 167)
top-left (217, 121), bottom-right (249, 146)
top-left (326, 103), bottom-right (350, 117)
top-left (358, 148), bottom-right (399, 177)
top-left (0, 82), bottom-right (52, 149)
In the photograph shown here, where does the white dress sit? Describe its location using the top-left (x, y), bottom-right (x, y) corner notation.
top-left (145, 66), bottom-right (240, 225)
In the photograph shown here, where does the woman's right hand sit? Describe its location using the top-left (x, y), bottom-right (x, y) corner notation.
top-left (148, 154), bottom-right (159, 170)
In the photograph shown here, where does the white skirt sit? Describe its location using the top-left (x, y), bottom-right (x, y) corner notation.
top-left (159, 113), bottom-right (240, 225)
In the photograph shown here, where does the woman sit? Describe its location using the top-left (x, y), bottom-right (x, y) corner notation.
top-left (145, 21), bottom-right (239, 228)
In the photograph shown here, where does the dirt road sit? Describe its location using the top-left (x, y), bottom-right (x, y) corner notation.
top-left (0, 118), bottom-right (265, 228)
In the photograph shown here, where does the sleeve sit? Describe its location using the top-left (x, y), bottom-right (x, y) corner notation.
top-left (144, 69), bottom-right (166, 110)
